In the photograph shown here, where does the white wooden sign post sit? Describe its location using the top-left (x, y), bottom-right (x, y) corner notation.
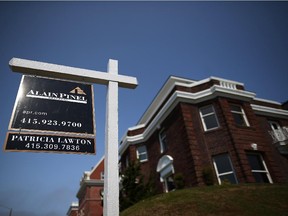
top-left (9, 57), bottom-right (138, 216)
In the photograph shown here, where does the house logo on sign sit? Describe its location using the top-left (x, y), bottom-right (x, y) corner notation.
top-left (70, 87), bottom-right (86, 95)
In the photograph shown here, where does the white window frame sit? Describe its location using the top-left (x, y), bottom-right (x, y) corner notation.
top-left (269, 121), bottom-right (281, 131)
top-left (247, 153), bottom-right (273, 183)
top-left (159, 129), bottom-right (168, 153)
top-left (136, 145), bottom-right (148, 162)
top-left (230, 104), bottom-right (250, 127)
top-left (213, 154), bottom-right (238, 185)
top-left (199, 105), bottom-right (220, 131)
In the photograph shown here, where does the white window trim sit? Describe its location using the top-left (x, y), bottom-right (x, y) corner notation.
top-left (199, 105), bottom-right (220, 131)
top-left (231, 104), bottom-right (250, 127)
top-left (249, 153), bottom-right (273, 184)
top-left (269, 121), bottom-right (281, 131)
top-left (213, 154), bottom-right (238, 185)
top-left (136, 145), bottom-right (148, 162)
top-left (159, 129), bottom-right (167, 153)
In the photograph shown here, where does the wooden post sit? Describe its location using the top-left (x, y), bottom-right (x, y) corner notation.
top-left (104, 59), bottom-right (119, 216)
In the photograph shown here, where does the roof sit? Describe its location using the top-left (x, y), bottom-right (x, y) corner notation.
top-left (119, 75), bottom-right (288, 155)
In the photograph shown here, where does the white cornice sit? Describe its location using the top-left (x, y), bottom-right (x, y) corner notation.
top-left (253, 97), bottom-right (282, 105)
top-left (137, 76), bottom-right (190, 125)
top-left (251, 104), bottom-right (288, 119)
top-left (119, 84), bottom-right (257, 155)
top-left (119, 76), bottom-right (287, 156)
top-left (137, 76), bottom-right (245, 125)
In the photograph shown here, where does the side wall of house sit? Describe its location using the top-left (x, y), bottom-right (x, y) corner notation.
top-left (120, 96), bottom-right (288, 193)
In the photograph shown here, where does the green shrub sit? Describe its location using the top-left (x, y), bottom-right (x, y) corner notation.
top-left (202, 166), bottom-right (215, 186)
top-left (174, 173), bottom-right (185, 189)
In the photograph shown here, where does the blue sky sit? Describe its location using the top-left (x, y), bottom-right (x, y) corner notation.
top-left (0, 1), bottom-right (288, 216)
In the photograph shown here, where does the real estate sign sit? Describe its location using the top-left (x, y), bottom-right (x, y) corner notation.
top-left (5, 132), bottom-right (95, 154)
top-left (4, 75), bottom-right (96, 154)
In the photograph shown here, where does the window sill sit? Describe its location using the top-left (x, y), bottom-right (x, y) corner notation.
top-left (204, 127), bottom-right (222, 134)
top-left (139, 159), bottom-right (148, 163)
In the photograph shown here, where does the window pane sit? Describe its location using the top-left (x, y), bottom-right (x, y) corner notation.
top-left (139, 154), bottom-right (147, 161)
top-left (204, 114), bottom-right (219, 129)
top-left (269, 121), bottom-right (280, 130)
top-left (137, 146), bottom-right (147, 162)
top-left (200, 105), bottom-right (219, 130)
top-left (201, 106), bottom-right (213, 115)
top-left (247, 154), bottom-right (265, 170)
top-left (230, 105), bottom-right (242, 112)
top-left (213, 154), bottom-right (238, 185)
top-left (219, 173), bottom-right (237, 184)
top-left (253, 172), bottom-right (270, 183)
top-left (137, 146), bottom-right (146, 154)
top-left (232, 113), bottom-right (246, 126)
top-left (214, 154), bottom-right (233, 173)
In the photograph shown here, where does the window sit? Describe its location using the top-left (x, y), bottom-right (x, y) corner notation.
top-left (100, 171), bottom-right (104, 180)
top-left (269, 121), bottom-right (281, 131)
top-left (159, 129), bottom-right (168, 153)
top-left (247, 153), bottom-right (273, 183)
top-left (230, 104), bottom-right (249, 126)
top-left (136, 145), bottom-right (148, 162)
top-left (213, 154), bottom-right (238, 184)
top-left (199, 105), bottom-right (220, 131)
top-left (269, 121), bottom-right (287, 143)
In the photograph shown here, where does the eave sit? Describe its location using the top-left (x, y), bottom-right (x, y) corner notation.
top-left (119, 81), bottom-right (256, 155)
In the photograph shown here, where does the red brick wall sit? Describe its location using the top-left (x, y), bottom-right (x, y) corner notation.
top-left (159, 103), bottom-right (199, 187)
top-left (78, 159), bottom-right (104, 216)
top-left (90, 160), bottom-right (104, 180)
top-left (121, 96), bottom-right (288, 193)
top-left (217, 97), bottom-right (288, 183)
top-left (79, 187), bottom-right (103, 216)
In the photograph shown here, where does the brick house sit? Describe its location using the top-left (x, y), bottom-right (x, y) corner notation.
top-left (67, 157), bottom-right (104, 216)
top-left (119, 76), bottom-right (288, 193)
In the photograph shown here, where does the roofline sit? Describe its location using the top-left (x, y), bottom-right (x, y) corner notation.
top-left (119, 76), bottom-right (288, 156)
top-left (89, 155), bottom-right (104, 176)
top-left (137, 76), bottom-right (244, 125)
top-left (119, 83), bottom-right (257, 155)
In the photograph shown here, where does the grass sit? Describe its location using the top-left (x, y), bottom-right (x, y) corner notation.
top-left (120, 184), bottom-right (288, 216)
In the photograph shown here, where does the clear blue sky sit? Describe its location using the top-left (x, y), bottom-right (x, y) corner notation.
top-left (0, 1), bottom-right (287, 216)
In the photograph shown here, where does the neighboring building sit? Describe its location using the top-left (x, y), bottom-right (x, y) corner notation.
top-left (119, 76), bottom-right (288, 193)
top-left (68, 157), bottom-right (104, 216)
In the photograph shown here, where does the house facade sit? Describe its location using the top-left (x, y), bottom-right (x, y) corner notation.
top-left (119, 76), bottom-right (288, 193)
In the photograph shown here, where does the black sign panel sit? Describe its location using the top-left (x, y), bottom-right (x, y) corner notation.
top-left (4, 132), bottom-right (95, 154)
top-left (9, 76), bottom-right (95, 135)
